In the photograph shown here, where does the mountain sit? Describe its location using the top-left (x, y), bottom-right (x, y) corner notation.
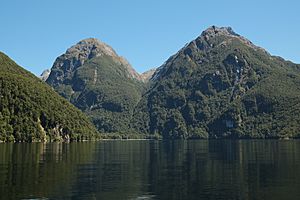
top-left (0, 52), bottom-right (98, 142)
top-left (40, 69), bottom-right (51, 81)
top-left (46, 38), bottom-right (145, 133)
top-left (140, 68), bottom-right (156, 82)
top-left (131, 26), bottom-right (300, 139)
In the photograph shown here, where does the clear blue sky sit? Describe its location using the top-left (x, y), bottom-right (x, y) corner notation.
top-left (1, 0), bottom-right (299, 75)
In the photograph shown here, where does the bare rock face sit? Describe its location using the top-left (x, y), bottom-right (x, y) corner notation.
top-left (39, 69), bottom-right (51, 81)
top-left (47, 38), bottom-right (141, 86)
top-left (140, 68), bottom-right (156, 82)
top-left (199, 26), bottom-right (267, 52)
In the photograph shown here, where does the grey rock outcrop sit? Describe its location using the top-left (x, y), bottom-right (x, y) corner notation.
top-left (200, 26), bottom-right (268, 52)
top-left (39, 69), bottom-right (51, 81)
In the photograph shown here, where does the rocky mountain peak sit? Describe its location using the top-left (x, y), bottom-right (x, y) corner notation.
top-left (47, 38), bottom-right (142, 86)
top-left (151, 26), bottom-right (269, 82)
top-left (198, 26), bottom-right (265, 51)
top-left (50, 38), bottom-right (120, 76)
top-left (201, 26), bottom-right (239, 38)
top-left (66, 38), bottom-right (117, 59)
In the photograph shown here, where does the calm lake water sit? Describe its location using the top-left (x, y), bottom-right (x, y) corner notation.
top-left (0, 140), bottom-right (300, 200)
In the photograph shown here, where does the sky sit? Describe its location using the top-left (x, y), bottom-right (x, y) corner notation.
top-left (1, 0), bottom-right (299, 75)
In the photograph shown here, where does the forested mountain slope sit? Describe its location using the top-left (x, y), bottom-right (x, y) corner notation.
top-left (0, 52), bottom-right (98, 142)
top-left (131, 26), bottom-right (300, 139)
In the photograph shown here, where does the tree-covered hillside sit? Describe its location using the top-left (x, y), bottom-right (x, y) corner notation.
top-left (131, 26), bottom-right (300, 139)
top-left (45, 28), bottom-right (300, 139)
top-left (0, 52), bottom-right (98, 142)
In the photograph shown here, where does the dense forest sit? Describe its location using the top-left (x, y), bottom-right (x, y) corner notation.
top-left (0, 52), bottom-right (98, 142)
top-left (1, 26), bottom-right (300, 141)
top-left (131, 27), bottom-right (300, 139)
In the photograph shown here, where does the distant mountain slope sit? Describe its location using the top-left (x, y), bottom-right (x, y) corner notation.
top-left (46, 39), bottom-right (145, 133)
top-left (0, 52), bottom-right (97, 142)
top-left (140, 68), bottom-right (156, 82)
top-left (132, 26), bottom-right (300, 139)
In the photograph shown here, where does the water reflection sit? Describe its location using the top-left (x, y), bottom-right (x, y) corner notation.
top-left (0, 140), bottom-right (299, 200)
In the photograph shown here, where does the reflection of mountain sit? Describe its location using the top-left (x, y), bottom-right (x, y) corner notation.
top-left (0, 143), bottom-right (97, 199)
top-left (0, 141), bottom-right (300, 199)
top-left (71, 141), bottom-right (152, 199)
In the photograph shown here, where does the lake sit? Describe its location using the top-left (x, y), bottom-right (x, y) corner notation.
top-left (0, 140), bottom-right (300, 200)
